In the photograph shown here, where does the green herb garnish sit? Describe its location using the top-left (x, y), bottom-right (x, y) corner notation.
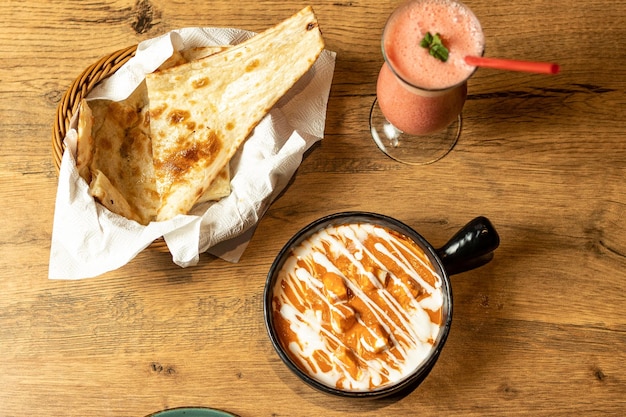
top-left (420, 32), bottom-right (449, 62)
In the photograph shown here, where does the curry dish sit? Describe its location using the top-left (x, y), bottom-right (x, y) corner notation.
top-left (271, 222), bottom-right (444, 392)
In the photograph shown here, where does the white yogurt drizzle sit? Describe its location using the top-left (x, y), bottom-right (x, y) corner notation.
top-left (273, 223), bottom-right (444, 391)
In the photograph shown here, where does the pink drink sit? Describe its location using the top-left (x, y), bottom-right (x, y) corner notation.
top-left (377, 0), bottom-right (484, 135)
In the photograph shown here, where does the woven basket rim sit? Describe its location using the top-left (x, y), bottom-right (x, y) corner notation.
top-left (51, 44), bottom-right (138, 173)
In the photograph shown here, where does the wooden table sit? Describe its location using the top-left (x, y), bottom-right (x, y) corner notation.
top-left (2, 0), bottom-right (625, 415)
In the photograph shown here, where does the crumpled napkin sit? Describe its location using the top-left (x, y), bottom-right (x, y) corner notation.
top-left (49, 26), bottom-right (336, 279)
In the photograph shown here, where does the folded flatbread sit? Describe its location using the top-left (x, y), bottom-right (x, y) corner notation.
top-left (76, 46), bottom-right (230, 225)
top-left (146, 6), bottom-right (325, 221)
top-left (77, 87), bottom-right (157, 225)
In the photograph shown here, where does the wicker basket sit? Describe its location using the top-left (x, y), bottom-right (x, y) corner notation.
top-left (51, 44), bottom-right (171, 251)
top-left (52, 44), bottom-right (137, 172)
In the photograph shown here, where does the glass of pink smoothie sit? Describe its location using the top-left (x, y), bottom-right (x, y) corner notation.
top-left (370, 0), bottom-right (484, 164)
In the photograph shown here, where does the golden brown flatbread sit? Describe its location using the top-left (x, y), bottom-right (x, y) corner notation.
top-left (75, 100), bottom-right (94, 182)
top-left (76, 46), bottom-right (231, 225)
top-left (146, 6), bottom-right (325, 221)
top-left (76, 85), bottom-right (158, 225)
top-left (76, 7), bottom-right (325, 224)
top-left (89, 169), bottom-right (144, 224)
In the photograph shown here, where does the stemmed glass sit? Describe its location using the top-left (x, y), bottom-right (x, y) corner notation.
top-left (370, 0), bottom-right (484, 165)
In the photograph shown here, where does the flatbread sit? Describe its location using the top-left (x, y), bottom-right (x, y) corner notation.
top-left (77, 85), bottom-right (158, 225)
top-left (76, 46), bottom-right (231, 225)
top-left (158, 45), bottom-right (233, 205)
top-left (146, 6), bottom-right (325, 221)
top-left (75, 100), bottom-right (94, 182)
top-left (89, 169), bottom-right (144, 224)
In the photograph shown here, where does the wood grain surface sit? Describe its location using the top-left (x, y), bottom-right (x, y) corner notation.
top-left (1, 0), bottom-right (625, 416)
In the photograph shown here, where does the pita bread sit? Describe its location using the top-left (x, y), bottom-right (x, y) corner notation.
top-left (76, 46), bottom-right (231, 225)
top-left (146, 6), bottom-right (325, 221)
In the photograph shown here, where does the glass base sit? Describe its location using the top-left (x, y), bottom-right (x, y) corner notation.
top-left (369, 99), bottom-right (461, 165)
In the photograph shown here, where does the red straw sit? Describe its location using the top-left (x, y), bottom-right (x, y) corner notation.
top-left (465, 56), bottom-right (560, 75)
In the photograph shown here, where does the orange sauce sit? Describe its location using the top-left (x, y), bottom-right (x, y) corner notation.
top-left (272, 222), bottom-right (443, 391)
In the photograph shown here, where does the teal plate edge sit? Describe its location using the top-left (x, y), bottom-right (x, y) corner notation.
top-left (146, 407), bottom-right (239, 417)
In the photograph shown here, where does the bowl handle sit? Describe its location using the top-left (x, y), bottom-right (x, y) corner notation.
top-left (435, 216), bottom-right (500, 276)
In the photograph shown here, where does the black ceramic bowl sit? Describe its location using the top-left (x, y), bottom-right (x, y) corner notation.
top-left (263, 212), bottom-right (499, 398)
